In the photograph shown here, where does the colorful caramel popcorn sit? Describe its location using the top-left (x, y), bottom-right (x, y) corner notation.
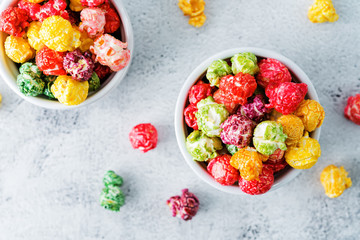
top-left (238, 94), bottom-right (270, 123)
top-left (27, 21), bottom-right (45, 51)
top-left (277, 114), bottom-right (305, 146)
top-left (257, 58), bottom-right (292, 89)
top-left (0, 7), bottom-right (29, 37)
top-left (344, 94), bottom-right (360, 125)
top-left (129, 123), bottom-right (158, 153)
top-left (230, 147), bottom-right (265, 181)
top-left (51, 75), bottom-right (89, 105)
top-left (36, 47), bottom-right (67, 75)
top-left (17, 62), bottom-right (45, 96)
top-left (18, 0), bottom-right (41, 21)
top-left (184, 104), bottom-right (198, 130)
top-left (63, 50), bottom-right (95, 81)
top-left (4, 36), bottom-right (35, 63)
top-left (207, 154), bottom-right (239, 185)
top-left (185, 130), bottom-right (222, 161)
top-left (294, 100), bottom-right (325, 132)
top-left (206, 59), bottom-right (232, 87)
top-left (320, 165), bottom-right (352, 198)
top-left (195, 96), bottom-right (229, 137)
top-left (220, 114), bottom-right (255, 148)
top-left (100, 2), bottom-right (121, 34)
top-left (239, 165), bottom-right (274, 195)
top-left (308, 0), bottom-right (339, 23)
top-left (39, 16), bottom-right (81, 52)
top-left (90, 34), bottom-right (131, 72)
top-left (266, 82), bottom-right (308, 115)
top-left (253, 121), bottom-right (287, 155)
top-left (80, 7), bottom-right (106, 38)
top-left (230, 52), bottom-right (259, 76)
top-left (285, 132), bottom-right (321, 169)
top-left (70, 0), bottom-right (85, 12)
top-left (167, 189), bottom-right (200, 221)
top-left (88, 72), bottom-right (101, 92)
top-left (178, 0), bottom-right (206, 28)
top-left (188, 80), bottom-right (213, 105)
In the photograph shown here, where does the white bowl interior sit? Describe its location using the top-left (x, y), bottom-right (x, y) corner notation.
top-left (175, 47), bottom-right (321, 195)
top-left (0, 0), bottom-right (134, 109)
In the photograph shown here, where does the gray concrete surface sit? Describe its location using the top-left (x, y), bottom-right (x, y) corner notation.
top-left (0, 0), bottom-right (359, 239)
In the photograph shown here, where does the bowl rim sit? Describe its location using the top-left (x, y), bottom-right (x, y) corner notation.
top-left (174, 47), bottom-right (321, 195)
top-left (0, 0), bottom-right (134, 110)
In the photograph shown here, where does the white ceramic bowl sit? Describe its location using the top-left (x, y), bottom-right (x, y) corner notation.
top-left (0, 0), bottom-right (133, 109)
top-left (175, 47), bottom-right (321, 195)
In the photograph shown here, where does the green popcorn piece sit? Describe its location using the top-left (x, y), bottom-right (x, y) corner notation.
top-left (206, 59), bottom-right (232, 87)
top-left (44, 75), bottom-right (57, 82)
top-left (186, 130), bottom-right (223, 162)
top-left (103, 170), bottom-right (123, 187)
top-left (230, 52), bottom-right (259, 75)
top-left (100, 185), bottom-right (125, 212)
top-left (88, 72), bottom-right (101, 92)
top-left (43, 81), bottom-right (56, 99)
top-left (253, 120), bottom-right (287, 155)
top-left (226, 144), bottom-right (239, 155)
top-left (19, 62), bottom-right (42, 79)
top-left (17, 73), bottom-right (45, 97)
top-left (195, 96), bottom-right (229, 137)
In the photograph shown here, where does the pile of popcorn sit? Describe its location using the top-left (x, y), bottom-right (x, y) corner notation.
top-left (0, 0), bottom-right (130, 106)
top-left (184, 52), bottom-right (326, 195)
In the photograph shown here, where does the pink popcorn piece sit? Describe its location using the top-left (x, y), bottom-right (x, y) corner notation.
top-left (220, 114), bottom-right (255, 148)
top-left (81, 0), bottom-right (105, 7)
top-left (238, 94), bottom-right (270, 123)
top-left (239, 165), bottom-right (274, 195)
top-left (166, 189), bottom-right (199, 221)
top-left (129, 123), bottom-right (157, 153)
top-left (63, 50), bottom-right (95, 81)
top-left (257, 58), bottom-right (292, 89)
top-left (344, 94), bottom-right (360, 125)
top-left (265, 82), bottom-right (308, 115)
top-left (90, 34), bottom-right (130, 72)
top-left (80, 7), bottom-right (106, 38)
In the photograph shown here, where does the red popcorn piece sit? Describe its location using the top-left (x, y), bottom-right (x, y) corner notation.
top-left (129, 123), bottom-right (158, 153)
top-left (0, 7), bottom-right (29, 37)
top-left (265, 82), bottom-right (308, 115)
top-left (213, 89), bottom-right (238, 114)
top-left (264, 159), bottom-right (288, 173)
top-left (18, 0), bottom-right (41, 21)
top-left (166, 189), bottom-right (199, 221)
top-left (188, 80), bottom-right (213, 105)
top-left (100, 2), bottom-right (121, 33)
top-left (80, 7), bottom-right (106, 38)
top-left (81, 0), bottom-right (105, 7)
top-left (257, 58), bottom-right (292, 88)
top-left (207, 154), bottom-right (240, 185)
top-left (36, 0), bottom-right (68, 22)
top-left (219, 73), bottom-right (257, 105)
top-left (94, 62), bottom-right (113, 81)
top-left (267, 148), bottom-right (285, 164)
top-left (239, 165), bottom-right (274, 195)
top-left (36, 46), bottom-right (66, 75)
top-left (344, 94), bottom-right (360, 125)
top-left (184, 104), bottom-right (198, 130)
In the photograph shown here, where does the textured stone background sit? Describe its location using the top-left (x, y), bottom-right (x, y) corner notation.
top-left (0, 0), bottom-right (360, 239)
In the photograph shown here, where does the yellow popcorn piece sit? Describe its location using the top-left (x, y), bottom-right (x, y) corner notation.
top-left (277, 115), bottom-right (304, 146)
top-left (51, 76), bottom-right (89, 106)
top-left (70, 0), bottom-right (85, 12)
top-left (294, 100), bottom-right (325, 132)
top-left (178, 0), bottom-right (206, 27)
top-left (4, 36), bottom-right (35, 63)
top-left (230, 147), bottom-right (266, 181)
top-left (27, 21), bottom-right (45, 51)
top-left (0, 92), bottom-right (2, 104)
top-left (74, 26), bottom-right (94, 52)
top-left (308, 0), bottom-right (339, 23)
top-left (285, 132), bottom-right (321, 169)
top-left (39, 16), bottom-right (81, 52)
top-left (321, 165), bottom-right (352, 198)
top-left (28, 0), bottom-right (45, 3)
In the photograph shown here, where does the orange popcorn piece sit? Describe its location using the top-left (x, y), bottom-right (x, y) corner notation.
top-left (230, 147), bottom-right (263, 181)
top-left (178, 0), bottom-right (206, 27)
top-left (320, 165), bottom-right (352, 198)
